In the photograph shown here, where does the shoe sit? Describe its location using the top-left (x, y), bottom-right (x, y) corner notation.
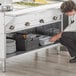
top-left (69, 57), bottom-right (76, 63)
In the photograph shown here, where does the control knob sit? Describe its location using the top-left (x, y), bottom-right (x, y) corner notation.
top-left (9, 25), bottom-right (15, 30)
top-left (25, 22), bottom-right (30, 26)
top-left (39, 19), bottom-right (44, 23)
top-left (53, 16), bottom-right (58, 20)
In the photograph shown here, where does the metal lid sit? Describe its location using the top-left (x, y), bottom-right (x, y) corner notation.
top-left (6, 39), bottom-right (15, 43)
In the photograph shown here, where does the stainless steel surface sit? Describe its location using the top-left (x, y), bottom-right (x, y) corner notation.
top-left (5, 8), bottom-right (62, 33)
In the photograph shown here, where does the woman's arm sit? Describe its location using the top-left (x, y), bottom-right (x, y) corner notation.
top-left (50, 32), bottom-right (62, 42)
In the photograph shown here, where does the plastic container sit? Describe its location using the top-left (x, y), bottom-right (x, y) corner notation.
top-left (39, 36), bottom-right (54, 46)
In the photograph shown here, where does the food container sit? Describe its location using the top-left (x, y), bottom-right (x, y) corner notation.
top-left (39, 36), bottom-right (54, 46)
top-left (16, 34), bottom-right (40, 51)
top-left (6, 39), bottom-right (16, 54)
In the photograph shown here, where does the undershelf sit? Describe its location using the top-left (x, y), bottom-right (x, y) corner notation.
top-left (6, 42), bottom-right (60, 58)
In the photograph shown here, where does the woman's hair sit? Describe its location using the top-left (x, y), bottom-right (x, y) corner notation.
top-left (60, 0), bottom-right (76, 13)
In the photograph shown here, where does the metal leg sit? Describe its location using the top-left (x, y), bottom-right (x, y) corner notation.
top-left (45, 49), bottom-right (49, 62)
top-left (34, 52), bottom-right (38, 61)
top-left (2, 58), bottom-right (6, 72)
top-left (57, 45), bottom-right (61, 55)
top-left (45, 49), bottom-right (49, 57)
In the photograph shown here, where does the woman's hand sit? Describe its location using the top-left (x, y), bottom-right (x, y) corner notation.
top-left (50, 32), bottom-right (62, 42)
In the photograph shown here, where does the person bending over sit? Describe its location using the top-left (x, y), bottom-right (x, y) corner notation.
top-left (50, 0), bottom-right (76, 63)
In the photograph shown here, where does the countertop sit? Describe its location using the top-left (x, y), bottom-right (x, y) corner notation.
top-left (4, 2), bottom-right (63, 17)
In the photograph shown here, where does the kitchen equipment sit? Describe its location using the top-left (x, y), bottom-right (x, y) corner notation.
top-left (0, 0), bottom-right (64, 72)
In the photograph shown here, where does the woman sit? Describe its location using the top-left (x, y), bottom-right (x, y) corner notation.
top-left (50, 0), bottom-right (76, 63)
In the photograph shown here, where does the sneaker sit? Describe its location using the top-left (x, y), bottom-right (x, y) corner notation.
top-left (69, 57), bottom-right (76, 63)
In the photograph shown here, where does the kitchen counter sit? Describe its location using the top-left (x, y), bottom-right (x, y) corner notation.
top-left (5, 2), bottom-right (63, 16)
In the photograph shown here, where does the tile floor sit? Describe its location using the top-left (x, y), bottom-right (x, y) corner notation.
top-left (0, 47), bottom-right (76, 76)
